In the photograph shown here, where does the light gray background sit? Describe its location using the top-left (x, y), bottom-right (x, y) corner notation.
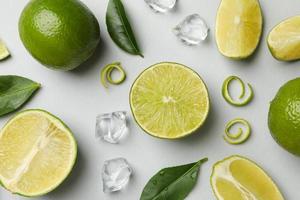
top-left (1, 0), bottom-right (300, 199)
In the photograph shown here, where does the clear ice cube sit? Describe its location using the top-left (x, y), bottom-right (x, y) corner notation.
top-left (102, 158), bottom-right (133, 193)
top-left (173, 14), bottom-right (209, 45)
top-left (95, 111), bottom-right (127, 144)
top-left (145, 0), bottom-right (177, 13)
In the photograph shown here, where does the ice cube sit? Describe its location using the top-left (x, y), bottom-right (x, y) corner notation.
top-left (95, 111), bottom-right (127, 144)
top-left (145, 0), bottom-right (177, 13)
top-left (173, 14), bottom-right (209, 45)
top-left (102, 158), bottom-right (133, 193)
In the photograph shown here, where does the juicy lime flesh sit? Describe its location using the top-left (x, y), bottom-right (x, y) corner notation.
top-left (211, 156), bottom-right (284, 200)
top-left (0, 110), bottom-right (77, 196)
top-left (268, 16), bottom-right (300, 61)
top-left (269, 78), bottom-right (300, 156)
top-left (0, 40), bottom-right (9, 60)
top-left (216, 0), bottom-right (262, 58)
top-left (130, 62), bottom-right (210, 139)
top-left (19, 0), bottom-right (100, 71)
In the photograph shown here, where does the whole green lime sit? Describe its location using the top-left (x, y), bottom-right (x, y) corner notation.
top-left (19, 0), bottom-right (100, 71)
top-left (268, 78), bottom-right (300, 156)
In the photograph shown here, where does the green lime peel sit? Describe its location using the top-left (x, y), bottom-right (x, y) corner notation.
top-left (101, 62), bottom-right (126, 88)
top-left (222, 76), bottom-right (254, 106)
top-left (224, 118), bottom-right (251, 144)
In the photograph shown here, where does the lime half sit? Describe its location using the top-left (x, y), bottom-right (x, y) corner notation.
top-left (268, 16), bottom-right (300, 61)
top-left (216, 0), bottom-right (263, 59)
top-left (0, 110), bottom-right (77, 196)
top-left (211, 155), bottom-right (284, 200)
top-left (0, 40), bottom-right (10, 60)
top-left (130, 62), bottom-right (210, 139)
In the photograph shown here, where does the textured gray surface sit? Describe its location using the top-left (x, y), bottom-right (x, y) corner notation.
top-left (1, 0), bottom-right (300, 199)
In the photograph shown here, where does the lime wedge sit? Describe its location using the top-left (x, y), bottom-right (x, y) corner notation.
top-left (211, 155), bottom-right (284, 200)
top-left (268, 16), bottom-right (300, 61)
top-left (0, 40), bottom-right (10, 60)
top-left (0, 110), bottom-right (77, 196)
top-left (216, 0), bottom-right (263, 59)
top-left (130, 62), bottom-right (210, 139)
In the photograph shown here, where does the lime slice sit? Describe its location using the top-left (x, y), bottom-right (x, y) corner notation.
top-left (211, 155), bottom-right (284, 200)
top-left (268, 16), bottom-right (300, 61)
top-left (130, 62), bottom-right (210, 139)
top-left (0, 110), bottom-right (77, 196)
top-left (0, 40), bottom-right (10, 60)
top-left (216, 0), bottom-right (263, 59)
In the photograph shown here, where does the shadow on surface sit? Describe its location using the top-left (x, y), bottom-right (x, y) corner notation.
top-left (70, 39), bottom-right (108, 75)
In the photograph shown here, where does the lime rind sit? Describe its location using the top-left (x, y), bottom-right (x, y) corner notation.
top-left (223, 118), bottom-right (251, 145)
top-left (101, 62), bottom-right (126, 88)
top-left (0, 109), bottom-right (77, 197)
top-left (129, 62), bottom-right (210, 139)
top-left (222, 76), bottom-right (254, 107)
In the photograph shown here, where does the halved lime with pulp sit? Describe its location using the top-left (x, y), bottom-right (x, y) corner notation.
top-left (130, 62), bottom-right (210, 139)
top-left (0, 109), bottom-right (77, 196)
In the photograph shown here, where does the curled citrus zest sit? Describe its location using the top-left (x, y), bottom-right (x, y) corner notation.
top-left (101, 62), bottom-right (126, 88)
top-left (224, 118), bottom-right (251, 145)
top-left (222, 76), bottom-right (254, 106)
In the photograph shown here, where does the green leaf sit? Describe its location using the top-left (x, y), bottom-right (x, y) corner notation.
top-left (0, 75), bottom-right (40, 116)
top-left (106, 0), bottom-right (143, 57)
top-left (140, 158), bottom-right (208, 200)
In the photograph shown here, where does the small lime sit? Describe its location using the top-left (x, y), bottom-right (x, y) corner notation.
top-left (19, 0), bottom-right (100, 71)
top-left (269, 78), bottom-right (300, 156)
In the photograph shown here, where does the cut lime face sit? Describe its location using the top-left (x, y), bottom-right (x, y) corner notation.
top-left (0, 40), bottom-right (10, 60)
top-left (0, 110), bottom-right (77, 196)
top-left (211, 156), bottom-right (284, 200)
top-left (268, 16), bottom-right (300, 61)
top-left (216, 0), bottom-right (263, 59)
top-left (130, 62), bottom-right (210, 139)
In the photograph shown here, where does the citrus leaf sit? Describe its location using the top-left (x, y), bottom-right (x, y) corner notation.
top-left (106, 0), bottom-right (143, 57)
top-left (140, 158), bottom-right (208, 200)
top-left (0, 75), bottom-right (40, 116)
